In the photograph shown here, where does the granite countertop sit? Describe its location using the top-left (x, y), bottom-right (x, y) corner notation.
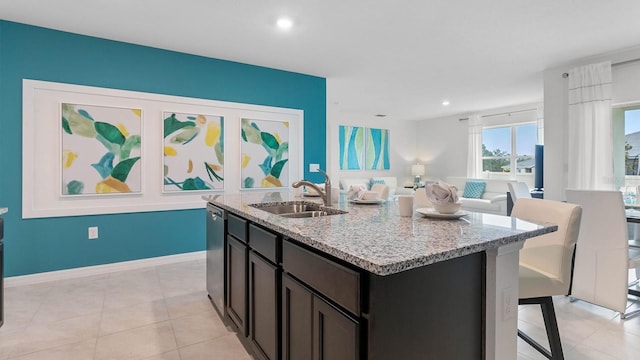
top-left (204, 191), bottom-right (556, 276)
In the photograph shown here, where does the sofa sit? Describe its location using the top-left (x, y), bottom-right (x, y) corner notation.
top-left (339, 176), bottom-right (414, 200)
top-left (445, 176), bottom-right (515, 215)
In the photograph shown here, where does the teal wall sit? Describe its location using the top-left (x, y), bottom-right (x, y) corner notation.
top-left (0, 21), bottom-right (326, 277)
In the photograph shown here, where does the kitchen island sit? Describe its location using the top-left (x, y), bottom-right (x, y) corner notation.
top-left (204, 192), bottom-right (556, 360)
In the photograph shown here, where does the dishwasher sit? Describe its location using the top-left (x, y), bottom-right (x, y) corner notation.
top-left (206, 204), bottom-right (226, 317)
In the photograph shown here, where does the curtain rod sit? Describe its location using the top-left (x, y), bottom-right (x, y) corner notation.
top-left (562, 57), bottom-right (640, 78)
top-left (481, 108), bottom-right (537, 118)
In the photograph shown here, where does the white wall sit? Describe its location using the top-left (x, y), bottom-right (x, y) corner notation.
top-left (326, 103), bottom-right (418, 186)
top-left (416, 103), bottom-right (542, 183)
top-left (416, 115), bottom-right (468, 180)
top-left (543, 46), bottom-right (640, 201)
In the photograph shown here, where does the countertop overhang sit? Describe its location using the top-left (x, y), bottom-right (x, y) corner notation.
top-left (204, 192), bottom-right (556, 276)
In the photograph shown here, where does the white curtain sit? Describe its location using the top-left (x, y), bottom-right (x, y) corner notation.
top-left (466, 115), bottom-right (482, 178)
top-left (567, 61), bottom-right (614, 190)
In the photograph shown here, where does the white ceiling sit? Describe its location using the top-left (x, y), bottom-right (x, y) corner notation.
top-left (2, 0), bottom-right (640, 121)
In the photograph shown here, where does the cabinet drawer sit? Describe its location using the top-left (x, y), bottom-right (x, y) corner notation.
top-left (249, 224), bottom-right (279, 264)
top-left (282, 240), bottom-right (360, 315)
top-left (228, 213), bottom-right (248, 243)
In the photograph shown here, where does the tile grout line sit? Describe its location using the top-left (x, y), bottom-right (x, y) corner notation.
top-left (158, 265), bottom-right (182, 359)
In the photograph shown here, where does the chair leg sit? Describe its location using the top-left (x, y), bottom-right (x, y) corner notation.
top-left (540, 297), bottom-right (564, 360)
top-left (518, 296), bottom-right (564, 360)
top-left (623, 287), bottom-right (640, 320)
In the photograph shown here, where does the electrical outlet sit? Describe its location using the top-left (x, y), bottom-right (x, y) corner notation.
top-left (309, 164), bottom-right (320, 172)
top-left (88, 226), bottom-right (99, 239)
top-left (502, 286), bottom-right (514, 320)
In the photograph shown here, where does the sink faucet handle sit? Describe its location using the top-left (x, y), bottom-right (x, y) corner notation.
top-left (315, 168), bottom-right (333, 206)
top-left (316, 168), bottom-right (330, 185)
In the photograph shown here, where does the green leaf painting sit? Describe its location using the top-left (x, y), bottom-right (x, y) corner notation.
top-left (61, 103), bottom-right (142, 195)
top-left (271, 159), bottom-right (288, 179)
top-left (95, 122), bottom-right (126, 145)
top-left (111, 157), bottom-right (141, 182)
top-left (164, 113), bottom-right (195, 138)
top-left (241, 118), bottom-right (289, 188)
top-left (241, 119), bottom-right (262, 144)
top-left (163, 112), bottom-right (225, 192)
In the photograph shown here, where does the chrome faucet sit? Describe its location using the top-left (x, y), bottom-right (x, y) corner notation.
top-left (292, 168), bottom-right (332, 206)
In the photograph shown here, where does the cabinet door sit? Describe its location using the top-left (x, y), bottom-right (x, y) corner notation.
top-left (249, 252), bottom-right (280, 360)
top-left (313, 296), bottom-right (359, 360)
top-left (227, 235), bottom-right (248, 336)
top-left (282, 275), bottom-right (313, 360)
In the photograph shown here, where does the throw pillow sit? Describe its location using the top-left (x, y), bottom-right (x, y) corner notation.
top-left (370, 178), bottom-right (386, 188)
top-left (462, 181), bottom-right (486, 199)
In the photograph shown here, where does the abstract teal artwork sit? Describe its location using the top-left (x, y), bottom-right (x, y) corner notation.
top-left (339, 125), bottom-right (364, 170)
top-left (240, 118), bottom-right (289, 188)
top-left (163, 112), bottom-right (224, 192)
top-left (365, 127), bottom-right (390, 170)
top-left (61, 103), bottom-right (142, 195)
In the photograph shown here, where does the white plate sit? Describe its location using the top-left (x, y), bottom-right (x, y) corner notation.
top-left (303, 192), bottom-right (321, 197)
top-left (416, 208), bottom-right (469, 219)
top-left (349, 199), bottom-right (385, 204)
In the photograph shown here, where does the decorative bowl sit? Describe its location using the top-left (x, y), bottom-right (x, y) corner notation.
top-left (433, 201), bottom-right (462, 214)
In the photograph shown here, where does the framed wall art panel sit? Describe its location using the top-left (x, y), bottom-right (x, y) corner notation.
top-left (240, 118), bottom-right (290, 189)
top-left (163, 112), bottom-right (225, 192)
top-left (22, 80), bottom-right (303, 218)
top-left (338, 125), bottom-right (364, 170)
top-left (61, 103), bottom-right (142, 196)
top-left (365, 127), bottom-right (390, 170)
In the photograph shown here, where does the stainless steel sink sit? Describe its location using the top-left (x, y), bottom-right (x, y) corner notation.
top-left (279, 211), bottom-right (331, 218)
top-left (250, 201), bottom-right (347, 218)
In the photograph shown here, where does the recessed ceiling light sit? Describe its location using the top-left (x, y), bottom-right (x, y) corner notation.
top-left (276, 17), bottom-right (293, 29)
top-left (442, 100), bottom-right (450, 106)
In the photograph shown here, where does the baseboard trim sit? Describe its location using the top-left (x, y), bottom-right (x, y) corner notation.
top-left (4, 251), bottom-right (206, 288)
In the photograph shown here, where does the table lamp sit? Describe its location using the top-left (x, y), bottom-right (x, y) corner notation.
top-left (411, 164), bottom-right (425, 186)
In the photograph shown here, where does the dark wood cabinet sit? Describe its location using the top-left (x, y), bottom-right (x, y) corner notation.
top-left (227, 235), bottom-right (248, 336)
top-left (249, 251), bottom-right (280, 360)
top-left (282, 273), bottom-right (359, 360)
top-left (220, 212), bottom-right (483, 360)
top-left (225, 221), bottom-right (282, 360)
top-left (282, 274), bottom-right (313, 360)
top-left (313, 295), bottom-right (359, 360)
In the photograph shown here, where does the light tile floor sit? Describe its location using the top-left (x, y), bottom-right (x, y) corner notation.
top-left (517, 293), bottom-right (640, 359)
top-left (0, 260), bottom-right (251, 360)
top-left (1, 259), bottom-right (639, 359)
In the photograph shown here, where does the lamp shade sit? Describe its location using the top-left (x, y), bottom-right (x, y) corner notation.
top-left (411, 164), bottom-right (425, 176)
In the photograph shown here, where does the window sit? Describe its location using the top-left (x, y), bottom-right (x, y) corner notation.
top-left (482, 123), bottom-right (537, 184)
top-left (615, 105), bottom-right (640, 190)
top-left (624, 108), bottom-right (640, 176)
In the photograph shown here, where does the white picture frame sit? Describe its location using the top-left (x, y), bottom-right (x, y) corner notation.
top-left (22, 79), bottom-right (304, 218)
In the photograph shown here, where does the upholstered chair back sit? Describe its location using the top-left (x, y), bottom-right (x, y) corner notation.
top-left (512, 198), bottom-right (582, 298)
